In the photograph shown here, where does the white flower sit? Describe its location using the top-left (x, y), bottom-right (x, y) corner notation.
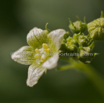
top-left (11, 27), bottom-right (66, 87)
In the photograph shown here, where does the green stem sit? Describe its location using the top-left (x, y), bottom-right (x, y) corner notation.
top-left (74, 61), bottom-right (104, 98)
top-left (58, 64), bottom-right (74, 70)
top-left (59, 58), bottom-right (104, 98)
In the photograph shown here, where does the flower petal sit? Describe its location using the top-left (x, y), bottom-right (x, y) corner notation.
top-left (48, 29), bottom-right (66, 52)
top-left (27, 27), bottom-right (48, 48)
top-left (26, 64), bottom-right (46, 87)
top-left (42, 53), bottom-right (59, 69)
top-left (11, 46), bottom-right (35, 65)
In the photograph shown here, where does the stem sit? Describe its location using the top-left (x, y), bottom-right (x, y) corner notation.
top-left (59, 58), bottom-right (104, 98)
top-left (58, 64), bottom-right (74, 70)
top-left (73, 61), bottom-right (104, 98)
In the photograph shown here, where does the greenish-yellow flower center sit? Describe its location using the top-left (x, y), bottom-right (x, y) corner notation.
top-left (34, 43), bottom-right (51, 63)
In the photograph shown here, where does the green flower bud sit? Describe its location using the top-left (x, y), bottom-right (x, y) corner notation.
top-left (66, 37), bottom-right (72, 42)
top-left (87, 12), bottom-right (104, 41)
top-left (62, 39), bottom-right (66, 44)
top-left (66, 37), bottom-right (78, 46)
top-left (67, 44), bottom-right (77, 52)
top-left (64, 32), bottom-right (70, 39)
top-left (69, 20), bottom-right (87, 33)
top-left (78, 47), bottom-right (94, 63)
top-left (78, 35), bottom-right (89, 46)
top-left (73, 33), bottom-right (79, 40)
top-left (71, 39), bottom-right (78, 46)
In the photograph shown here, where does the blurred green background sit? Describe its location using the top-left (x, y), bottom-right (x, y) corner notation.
top-left (0, 0), bottom-right (104, 103)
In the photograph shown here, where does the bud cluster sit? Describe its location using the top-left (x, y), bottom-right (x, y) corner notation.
top-left (60, 13), bottom-right (104, 63)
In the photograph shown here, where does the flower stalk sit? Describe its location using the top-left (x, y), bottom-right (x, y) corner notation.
top-left (58, 58), bottom-right (104, 98)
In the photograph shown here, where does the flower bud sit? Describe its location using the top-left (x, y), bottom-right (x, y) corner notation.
top-left (69, 20), bottom-right (87, 33)
top-left (67, 45), bottom-right (77, 52)
top-left (66, 35), bottom-right (78, 52)
top-left (78, 47), bottom-right (94, 63)
top-left (64, 32), bottom-right (70, 39)
top-left (73, 33), bottom-right (79, 40)
top-left (78, 35), bottom-right (89, 46)
top-left (66, 37), bottom-right (72, 42)
top-left (87, 12), bottom-right (104, 41)
top-left (66, 37), bottom-right (78, 46)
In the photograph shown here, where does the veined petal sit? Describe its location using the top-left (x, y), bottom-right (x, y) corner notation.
top-left (27, 27), bottom-right (48, 48)
top-left (42, 53), bottom-right (59, 69)
top-left (26, 64), bottom-right (46, 87)
top-left (11, 46), bottom-right (35, 65)
top-left (48, 29), bottom-right (66, 52)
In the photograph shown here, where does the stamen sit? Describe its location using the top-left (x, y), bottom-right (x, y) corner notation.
top-left (35, 43), bottom-right (51, 63)
top-left (41, 54), bottom-right (46, 59)
top-left (34, 54), bottom-right (41, 59)
top-left (41, 58), bottom-right (46, 62)
top-left (44, 48), bottom-right (50, 53)
top-left (42, 43), bottom-right (49, 49)
top-left (35, 48), bottom-right (40, 53)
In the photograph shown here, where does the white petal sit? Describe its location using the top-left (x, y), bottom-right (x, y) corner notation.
top-left (11, 46), bottom-right (35, 65)
top-left (48, 29), bottom-right (66, 51)
top-left (26, 64), bottom-right (46, 87)
top-left (42, 54), bottom-right (59, 69)
top-left (27, 27), bottom-right (48, 48)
